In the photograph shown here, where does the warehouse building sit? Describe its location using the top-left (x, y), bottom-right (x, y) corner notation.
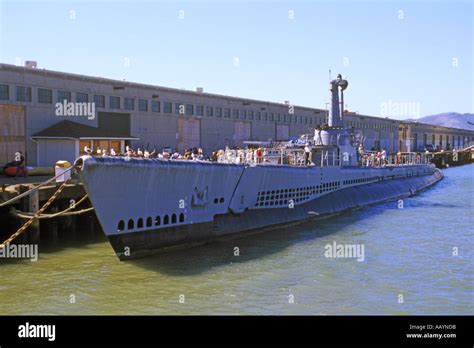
top-left (0, 63), bottom-right (473, 166)
top-left (398, 121), bottom-right (472, 152)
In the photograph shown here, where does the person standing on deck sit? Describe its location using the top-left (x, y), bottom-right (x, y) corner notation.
top-left (357, 144), bottom-right (364, 165)
top-left (381, 148), bottom-right (387, 167)
top-left (304, 143), bottom-right (312, 165)
top-left (256, 147), bottom-right (263, 163)
top-left (376, 151), bottom-right (382, 167)
top-left (370, 151), bottom-right (376, 167)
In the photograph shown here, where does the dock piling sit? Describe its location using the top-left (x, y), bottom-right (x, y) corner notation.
top-left (27, 189), bottom-right (40, 244)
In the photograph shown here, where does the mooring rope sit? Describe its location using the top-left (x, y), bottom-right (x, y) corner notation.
top-left (10, 194), bottom-right (94, 219)
top-left (11, 207), bottom-right (95, 219)
top-left (0, 165), bottom-right (76, 208)
top-left (0, 175), bottom-right (73, 248)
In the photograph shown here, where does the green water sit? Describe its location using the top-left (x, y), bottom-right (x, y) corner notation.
top-left (0, 165), bottom-right (472, 315)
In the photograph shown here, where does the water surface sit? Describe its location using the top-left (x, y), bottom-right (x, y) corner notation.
top-left (1, 165), bottom-right (472, 315)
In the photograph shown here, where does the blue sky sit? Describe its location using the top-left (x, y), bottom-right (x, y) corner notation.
top-left (0, 0), bottom-right (472, 118)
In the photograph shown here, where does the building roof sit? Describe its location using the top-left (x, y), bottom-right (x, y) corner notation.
top-left (0, 63), bottom-right (325, 113)
top-left (31, 120), bottom-right (139, 140)
top-left (2, 63), bottom-right (473, 134)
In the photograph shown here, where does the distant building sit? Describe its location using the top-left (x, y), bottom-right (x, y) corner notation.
top-left (0, 63), bottom-right (473, 166)
top-left (398, 121), bottom-right (472, 152)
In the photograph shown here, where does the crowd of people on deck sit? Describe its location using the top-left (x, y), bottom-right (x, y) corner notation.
top-left (357, 145), bottom-right (388, 167)
top-left (86, 144), bottom-right (273, 164)
top-left (357, 144), bottom-right (425, 166)
top-left (87, 145), bottom-right (208, 160)
top-left (86, 142), bottom-right (426, 167)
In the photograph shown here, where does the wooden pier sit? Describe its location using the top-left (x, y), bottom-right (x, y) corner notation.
top-left (0, 177), bottom-right (103, 246)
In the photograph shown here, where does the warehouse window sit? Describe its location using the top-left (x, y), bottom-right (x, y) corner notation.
top-left (16, 86), bottom-right (32, 102)
top-left (224, 108), bottom-right (231, 118)
top-left (185, 104), bottom-right (194, 115)
top-left (269, 113), bottom-right (274, 121)
top-left (124, 97), bottom-right (135, 110)
top-left (0, 84), bottom-right (9, 100)
top-left (57, 90), bottom-right (71, 103)
top-left (110, 96), bottom-right (120, 109)
top-left (206, 106), bottom-right (213, 117)
top-left (263, 112), bottom-right (268, 121)
top-left (38, 88), bottom-right (52, 104)
top-left (94, 95), bottom-right (105, 108)
top-left (233, 109), bottom-right (239, 119)
top-left (215, 107), bottom-right (222, 117)
top-left (248, 110), bottom-right (254, 120)
top-left (196, 105), bottom-right (203, 116)
top-left (76, 92), bottom-right (89, 103)
top-left (240, 110), bottom-right (247, 119)
top-left (175, 103), bottom-right (184, 114)
top-left (151, 100), bottom-right (160, 113)
top-left (138, 99), bottom-right (148, 112)
top-left (164, 101), bottom-right (172, 113)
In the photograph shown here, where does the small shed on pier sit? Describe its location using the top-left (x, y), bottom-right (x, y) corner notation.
top-left (31, 120), bottom-right (139, 166)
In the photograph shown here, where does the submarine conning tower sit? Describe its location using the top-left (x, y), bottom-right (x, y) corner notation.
top-left (328, 74), bottom-right (348, 127)
top-left (316, 74), bottom-right (359, 166)
top-left (319, 74), bottom-right (349, 146)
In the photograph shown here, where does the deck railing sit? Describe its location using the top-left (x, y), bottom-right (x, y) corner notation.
top-left (220, 147), bottom-right (341, 167)
top-left (360, 151), bottom-right (432, 167)
top-left (220, 148), bottom-right (434, 168)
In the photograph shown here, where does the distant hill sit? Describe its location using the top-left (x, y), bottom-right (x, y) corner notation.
top-left (405, 113), bottom-right (474, 130)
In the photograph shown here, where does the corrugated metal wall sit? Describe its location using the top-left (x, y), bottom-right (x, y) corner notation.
top-left (178, 118), bottom-right (200, 151)
top-left (234, 122), bottom-right (251, 146)
top-left (37, 139), bottom-right (77, 167)
top-left (0, 104), bottom-right (26, 166)
top-left (276, 124), bottom-right (289, 141)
